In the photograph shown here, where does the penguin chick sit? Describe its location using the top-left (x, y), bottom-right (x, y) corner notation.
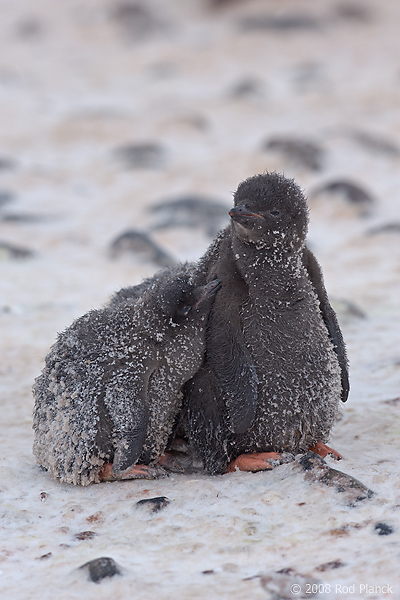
top-left (184, 172), bottom-right (348, 474)
top-left (32, 268), bottom-right (221, 485)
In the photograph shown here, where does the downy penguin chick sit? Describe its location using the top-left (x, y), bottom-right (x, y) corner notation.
top-left (184, 172), bottom-right (348, 474)
top-left (33, 267), bottom-right (221, 485)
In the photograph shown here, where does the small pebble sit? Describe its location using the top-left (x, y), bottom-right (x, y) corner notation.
top-left (366, 223), bottom-right (400, 236)
top-left (311, 179), bottom-right (374, 216)
top-left (75, 531), bottom-right (97, 541)
top-left (149, 195), bottom-right (229, 237)
top-left (113, 142), bottom-right (165, 169)
top-left (331, 297), bottom-right (367, 321)
top-left (0, 191), bottom-right (15, 207)
top-left (0, 159), bottom-right (16, 171)
top-left (229, 77), bottom-right (265, 99)
top-left (334, 3), bottom-right (372, 22)
top-left (316, 560), bottom-right (345, 572)
top-left (374, 522), bottom-right (394, 536)
top-left (1, 213), bottom-right (47, 223)
top-left (239, 14), bottom-right (320, 32)
top-left (16, 18), bottom-right (44, 38)
top-left (109, 229), bottom-right (174, 266)
top-left (36, 552), bottom-right (52, 560)
top-left (0, 241), bottom-right (34, 259)
top-left (296, 452), bottom-right (374, 505)
top-left (80, 557), bottom-right (121, 584)
top-left (111, 2), bottom-right (166, 40)
top-left (136, 496), bottom-right (170, 512)
top-left (351, 131), bottom-right (400, 156)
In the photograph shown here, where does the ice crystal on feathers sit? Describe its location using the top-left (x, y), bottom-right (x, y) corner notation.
top-left (32, 265), bottom-right (220, 485)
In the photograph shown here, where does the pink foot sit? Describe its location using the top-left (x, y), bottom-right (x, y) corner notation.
top-left (228, 452), bottom-right (288, 473)
top-left (309, 442), bottom-right (343, 460)
top-left (98, 462), bottom-right (166, 481)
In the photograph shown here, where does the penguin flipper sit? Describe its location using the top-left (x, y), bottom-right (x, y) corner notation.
top-left (209, 322), bottom-right (258, 433)
top-left (102, 373), bottom-right (150, 474)
top-left (112, 414), bottom-right (149, 475)
top-left (302, 246), bottom-right (349, 402)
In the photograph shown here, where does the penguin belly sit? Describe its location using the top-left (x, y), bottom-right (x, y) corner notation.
top-left (234, 294), bottom-right (342, 455)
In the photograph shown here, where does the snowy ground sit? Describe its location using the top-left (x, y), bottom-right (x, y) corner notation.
top-left (1, 1), bottom-right (400, 598)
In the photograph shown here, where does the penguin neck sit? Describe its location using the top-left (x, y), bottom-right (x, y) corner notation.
top-left (231, 235), bottom-right (305, 289)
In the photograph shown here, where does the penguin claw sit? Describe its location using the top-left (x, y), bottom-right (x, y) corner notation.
top-left (98, 462), bottom-right (167, 481)
top-left (308, 442), bottom-right (343, 460)
top-left (227, 452), bottom-right (294, 473)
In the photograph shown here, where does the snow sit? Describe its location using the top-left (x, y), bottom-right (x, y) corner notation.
top-left (1, 0), bottom-right (400, 598)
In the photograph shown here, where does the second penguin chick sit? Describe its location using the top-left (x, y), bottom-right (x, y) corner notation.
top-left (184, 172), bottom-right (348, 474)
top-left (32, 268), bottom-right (221, 485)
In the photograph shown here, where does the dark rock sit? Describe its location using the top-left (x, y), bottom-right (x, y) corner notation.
top-left (0, 158), bottom-right (16, 171)
top-left (331, 297), bottom-right (367, 321)
top-left (80, 557), bottom-right (122, 584)
top-left (229, 77), bottom-right (265, 99)
top-left (16, 18), bottom-right (44, 38)
top-left (36, 552), bottom-right (52, 560)
top-left (290, 62), bottom-right (325, 91)
top-left (382, 397), bottom-right (400, 406)
top-left (366, 223), bottom-right (400, 236)
top-left (316, 559), bottom-right (345, 572)
top-left (374, 522), bottom-right (394, 536)
top-left (351, 131), bottom-right (399, 156)
top-left (109, 229), bottom-right (174, 266)
top-left (75, 531), bottom-right (97, 541)
top-left (334, 3), bottom-right (372, 22)
top-left (113, 142), bottom-right (166, 169)
top-left (0, 241), bottom-right (34, 259)
top-left (1, 213), bottom-right (48, 223)
top-left (209, 0), bottom-right (243, 8)
top-left (111, 2), bottom-right (166, 40)
top-left (296, 452), bottom-right (374, 505)
top-left (263, 137), bottom-right (324, 171)
top-left (136, 496), bottom-right (170, 512)
top-left (149, 195), bottom-right (229, 237)
top-left (239, 14), bottom-right (321, 32)
top-left (310, 180), bottom-right (375, 216)
top-left (0, 191), bottom-right (15, 207)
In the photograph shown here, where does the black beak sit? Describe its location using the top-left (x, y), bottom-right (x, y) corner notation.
top-left (229, 206), bottom-right (264, 221)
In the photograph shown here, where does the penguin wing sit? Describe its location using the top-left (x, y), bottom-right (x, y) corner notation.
top-left (302, 246), bottom-right (350, 402)
top-left (208, 318), bottom-right (258, 433)
top-left (103, 369), bottom-right (150, 474)
top-left (112, 405), bottom-right (149, 474)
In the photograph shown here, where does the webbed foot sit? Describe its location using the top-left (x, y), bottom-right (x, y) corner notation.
top-left (227, 452), bottom-right (294, 473)
top-left (308, 442), bottom-right (342, 460)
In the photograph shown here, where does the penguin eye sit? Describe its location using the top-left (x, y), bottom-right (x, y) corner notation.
top-left (269, 209), bottom-right (281, 217)
top-left (180, 305), bottom-right (191, 317)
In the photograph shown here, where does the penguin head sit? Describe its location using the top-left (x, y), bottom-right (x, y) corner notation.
top-left (230, 172), bottom-right (309, 252)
